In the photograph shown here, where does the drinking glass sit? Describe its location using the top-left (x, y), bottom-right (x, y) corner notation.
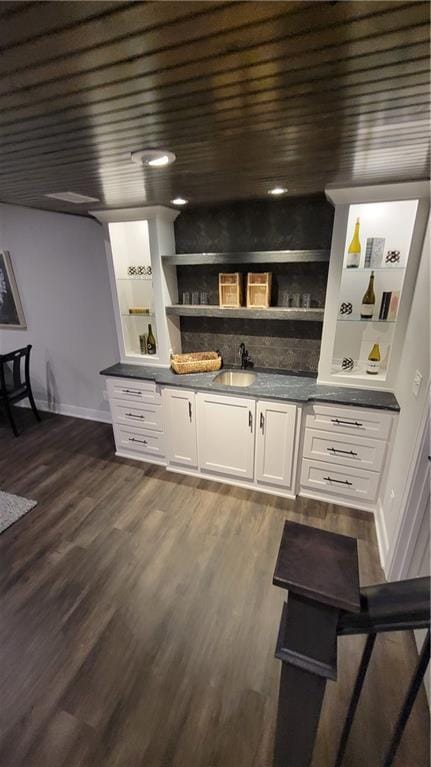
top-left (200, 291), bottom-right (209, 305)
top-left (182, 292), bottom-right (190, 305)
top-left (301, 293), bottom-right (311, 309)
top-left (192, 291), bottom-right (200, 305)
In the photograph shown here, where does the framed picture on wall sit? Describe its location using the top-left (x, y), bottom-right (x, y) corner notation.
top-left (0, 250), bottom-right (27, 329)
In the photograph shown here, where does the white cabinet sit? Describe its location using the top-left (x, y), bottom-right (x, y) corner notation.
top-left (163, 388), bottom-right (198, 468)
top-left (255, 400), bottom-right (299, 490)
top-left (299, 402), bottom-right (395, 510)
top-left (197, 392), bottom-right (256, 479)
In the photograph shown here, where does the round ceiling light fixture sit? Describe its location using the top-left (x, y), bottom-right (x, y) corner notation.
top-left (268, 186), bottom-right (288, 196)
top-left (171, 197), bottom-right (189, 206)
top-left (131, 149), bottom-right (176, 167)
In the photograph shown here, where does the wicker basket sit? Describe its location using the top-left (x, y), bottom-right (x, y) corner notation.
top-left (171, 351), bottom-right (222, 375)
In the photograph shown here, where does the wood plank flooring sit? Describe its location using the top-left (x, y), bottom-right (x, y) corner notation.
top-left (0, 409), bottom-right (429, 767)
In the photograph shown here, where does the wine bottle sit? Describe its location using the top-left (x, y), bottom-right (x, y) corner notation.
top-left (146, 324), bottom-right (156, 355)
top-left (361, 271), bottom-right (375, 319)
top-left (346, 217), bottom-right (361, 268)
top-left (366, 343), bottom-right (381, 375)
top-left (139, 333), bottom-right (147, 354)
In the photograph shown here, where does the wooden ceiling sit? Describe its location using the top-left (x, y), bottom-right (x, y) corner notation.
top-left (0, 0), bottom-right (429, 216)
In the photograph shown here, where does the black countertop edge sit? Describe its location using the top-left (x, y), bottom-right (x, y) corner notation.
top-left (100, 363), bottom-right (400, 412)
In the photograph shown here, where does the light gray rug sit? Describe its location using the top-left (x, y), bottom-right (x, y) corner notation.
top-left (0, 491), bottom-right (37, 534)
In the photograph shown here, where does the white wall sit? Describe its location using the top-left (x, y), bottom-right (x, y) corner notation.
top-left (0, 203), bottom-right (119, 421)
top-left (376, 215), bottom-right (430, 573)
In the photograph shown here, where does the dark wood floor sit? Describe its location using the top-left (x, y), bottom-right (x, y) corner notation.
top-left (0, 409), bottom-right (429, 767)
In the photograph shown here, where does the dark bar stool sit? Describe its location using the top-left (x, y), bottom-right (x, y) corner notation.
top-left (0, 344), bottom-right (41, 436)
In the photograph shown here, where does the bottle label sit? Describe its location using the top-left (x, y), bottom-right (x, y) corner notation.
top-left (367, 360), bottom-right (380, 374)
top-left (346, 252), bottom-right (360, 268)
top-left (361, 304), bottom-right (374, 318)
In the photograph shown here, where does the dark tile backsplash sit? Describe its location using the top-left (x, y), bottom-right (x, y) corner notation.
top-left (180, 317), bottom-right (322, 373)
top-left (174, 194), bottom-right (334, 253)
top-left (174, 195), bottom-right (333, 374)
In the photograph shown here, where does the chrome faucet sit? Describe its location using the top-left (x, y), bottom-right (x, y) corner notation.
top-left (239, 342), bottom-right (252, 370)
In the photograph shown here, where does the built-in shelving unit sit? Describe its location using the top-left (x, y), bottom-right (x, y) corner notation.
top-left (162, 249), bottom-right (329, 266)
top-left (90, 205), bottom-right (180, 367)
top-left (318, 181), bottom-right (429, 390)
top-left (166, 305), bottom-right (324, 321)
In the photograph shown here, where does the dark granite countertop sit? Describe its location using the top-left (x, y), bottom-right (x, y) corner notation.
top-left (100, 363), bottom-right (400, 412)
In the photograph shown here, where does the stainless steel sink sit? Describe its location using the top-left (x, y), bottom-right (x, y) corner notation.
top-left (213, 370), bottom-right (256, 387)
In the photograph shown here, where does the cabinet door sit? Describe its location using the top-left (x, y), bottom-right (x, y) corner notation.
top-left (164, 388), bottom-right (197, 467)
top-left (255, 400), bottom-right (298, 489)
top-left (197, 392), bottom-right (256, 479)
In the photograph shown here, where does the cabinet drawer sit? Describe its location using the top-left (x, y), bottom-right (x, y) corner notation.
top-left (300, 459), bottom-right (380, 503)
top-left (113, 424), bottom-right (165, 460)
top-left (303, 428), bottom-right (386, 473)
top-left (107, 377), bottom-right (160, 405)
top-left (305, 404), bottom-right (393, 441)
top-left (111, 401), bottom-right (164, 432)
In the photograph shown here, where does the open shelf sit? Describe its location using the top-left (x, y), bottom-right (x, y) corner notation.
top-left (343, 266), bottom-right (405, 272)
top-left (117, 276), bottom-right (153, 281)
top-left (162, 249), bottom-right (329, 266)
top-left (121, 312), bottom-right (155, 317)
top-left (166, 305), bottom-right (324, 321)
top-left (332, 369), bottom-right (387, 382)
top-left (337, 316), bottom-right (396, 323)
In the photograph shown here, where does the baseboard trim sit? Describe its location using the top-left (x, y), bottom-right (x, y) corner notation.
top-left (16, 398), bottom-right (112, 424)
top-left (375, 498), bottom-right (389, 574)
top-left (166, 464), bottom-right (297, 500)
top-left (298, 489), bottom-right (375, 515)
top-left (115, 450), bottom-right (167, 466)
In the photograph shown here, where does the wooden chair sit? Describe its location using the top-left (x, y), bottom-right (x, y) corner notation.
top-left (0, 345), bottom-right (41, 436)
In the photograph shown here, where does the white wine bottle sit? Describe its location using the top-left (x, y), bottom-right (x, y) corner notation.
top-left (346, 217), bottom-right (361, 268)
top-left (146, 324), bottom-right (156, 355)
top-left (361, 271), bottom-right (375, 319)
top-left (366, 343), bottom-right (381, 375)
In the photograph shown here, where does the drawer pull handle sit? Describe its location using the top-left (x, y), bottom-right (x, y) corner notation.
top-left (324, 476), bottom-right (353, 486)
top-left (331, 418), bottom-right (363, 427)
top-left (188, 401), bottom-right (192, 422)
top-left (129, 437), bottom-right (148, 445)
top-left (249, 410), bottom-right (253, 432)
top-left (327, 448), bottom-right (358, 456)
top-left (122, 388), bottom-right (141, 395)
top-left (125, 413), bottom-right (145, 419)
top-left (260, 412), bottom-right (264, 434)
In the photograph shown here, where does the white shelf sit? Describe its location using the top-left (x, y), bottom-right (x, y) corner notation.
top-left (332, 369), bottom-right (387, 382)
top-left (343, 266), bottom-right (405, 272)
top-left (337, 316), bottom-right (396, 323)
top-left (121, 312), bottom-right (154, 317)
top-left (117, 276), bottom-right (153, 281)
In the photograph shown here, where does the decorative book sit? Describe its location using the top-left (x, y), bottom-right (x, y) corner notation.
top-left (388, 291), bottom-right (400, 321)
top-left (378, 292), bottom-right (392, 320)
top-left (364, 237), bottom-right (385, 268)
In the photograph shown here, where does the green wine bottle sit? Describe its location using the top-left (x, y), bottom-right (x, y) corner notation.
top-left (146, 324), bottom-right (156, 355)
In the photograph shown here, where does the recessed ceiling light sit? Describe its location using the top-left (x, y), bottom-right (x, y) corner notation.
top-left (171, 197), bottom-right (189, 206)
top-left (268, 186), bottom-right (288, 196)
top-left (131, 149), bottom-right (176, 167)
top-left (45, 191), bottom-right (100, 203)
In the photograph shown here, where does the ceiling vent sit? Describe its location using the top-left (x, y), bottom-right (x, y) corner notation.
top-left (44, 191), bottom-right (100, 203)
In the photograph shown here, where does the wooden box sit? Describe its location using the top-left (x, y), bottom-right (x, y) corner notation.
top-left (219, 273), bottom-right (243, 307)
top-left (246, 272), bottom-right (272, 308)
